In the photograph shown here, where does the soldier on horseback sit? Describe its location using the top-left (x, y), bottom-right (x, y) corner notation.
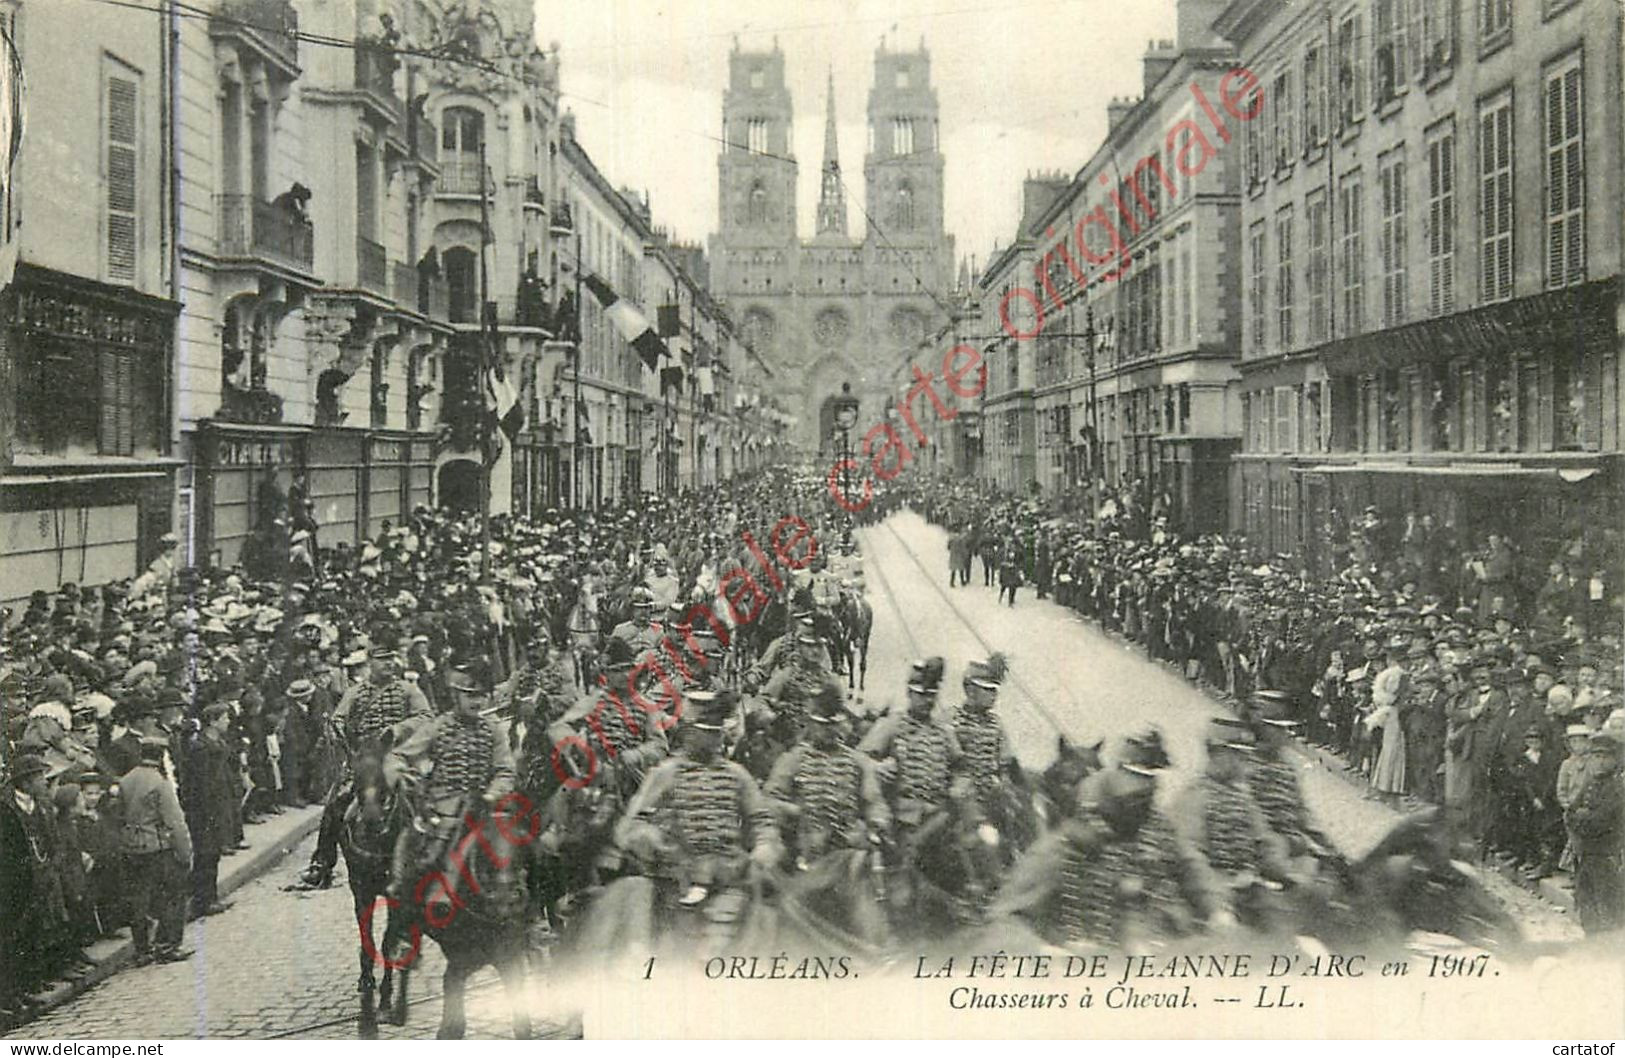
top-left (951, 655), bottom-right (1025, 835)
top-left (383, 659), bottom-right (516, 904)
top-left (764, 683), bottom-right (891, 944)
top-left (1244, 689), bottom-right (1335, 863)
top-left (993, 731), bottom-right (1216, 950)
top-left (294, 632), bottom-right (432, 890)
top-left (1170, 718), bottom-right (1297, 933)
top-left (615, 690), bottom-right (781, 917)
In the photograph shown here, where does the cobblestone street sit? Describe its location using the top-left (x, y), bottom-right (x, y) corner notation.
top-left (9, 829), bottom-right (578, 1040)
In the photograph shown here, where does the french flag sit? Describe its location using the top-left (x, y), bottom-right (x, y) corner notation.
top-left (583, 272), bottom-right (666, 373)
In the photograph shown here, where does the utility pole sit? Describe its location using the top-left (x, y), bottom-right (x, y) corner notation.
top-left (573, 226), bottom-right (583, 509)
top-left (476, 137), bottom-right (493, 582)
top-left (689, 293), bottom-right (697, 491)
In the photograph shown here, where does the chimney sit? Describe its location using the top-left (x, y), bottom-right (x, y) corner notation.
top-left (1175, 0), bottom-right (1230, 49)
top-left (1020, 171), bottom-right (1073, 231)
top-left (1107, 96), bottom-right (1137, 133)
top-left (1143, 39), bottom-right (1178, 95)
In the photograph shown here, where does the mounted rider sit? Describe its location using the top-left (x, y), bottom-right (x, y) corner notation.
top-left (764, 683), bottom-right (891, 943)
top-left (1169, 717), bottom-right (1296, 932)
top-left (1244, 689), bottom-right (1335, 863)
top-left (294, 631), bottom-right (432, 889)
top-left (615, 690), bottom-right (781, 914)
top-left (993, 730), bottom-right (1215, 950)
top-left (808, 552), bottom-right (846, 669)
top-left (758, 628), bottom-right (846, 735)
top-left (951, 654), bottom-right (1025, 835)
top-left (610, 587), bottom-right (660, 657)
top-left (384, 658), bottom-right (516, 908)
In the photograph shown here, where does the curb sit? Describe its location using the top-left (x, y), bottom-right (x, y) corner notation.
top-left (5, 806), bottom-right (324, 1032)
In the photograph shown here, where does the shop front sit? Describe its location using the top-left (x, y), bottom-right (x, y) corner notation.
top-left (193, 421), bottom-right (308, 571)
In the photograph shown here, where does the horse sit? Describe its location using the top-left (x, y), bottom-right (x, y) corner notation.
top-left (1027, 735), bottom-right (1105, 830)
top-left (407, 794), bottom-right (538, 1040)
top-left (565, 590), bottom-right (601, 693)
top-left (1292, 808), bottom-right (1520, 952)
top-left (338, 751), bottom-right (413, 1038)
top-left (838, 591), bottom-right (873, 693)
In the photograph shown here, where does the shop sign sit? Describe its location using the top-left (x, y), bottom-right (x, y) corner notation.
top-left (216, 438), bottom-right (294, 467)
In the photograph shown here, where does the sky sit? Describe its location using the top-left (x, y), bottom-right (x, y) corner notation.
top-left (538, 0), bottom-right (1180, 274)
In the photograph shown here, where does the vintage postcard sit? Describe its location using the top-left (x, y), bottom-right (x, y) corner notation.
top-left (1, 0), bottom-right (1622, 1044)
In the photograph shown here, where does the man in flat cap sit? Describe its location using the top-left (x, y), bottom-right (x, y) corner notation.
top-left (116, 717), bottom-right (194, 965)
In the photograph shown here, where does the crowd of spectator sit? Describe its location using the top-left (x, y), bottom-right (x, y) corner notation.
top-left (914, 477), bottom-right (1624, 937)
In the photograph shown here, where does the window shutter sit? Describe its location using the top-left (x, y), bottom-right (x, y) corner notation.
top-left (106, 73), bottom-right (138, 284)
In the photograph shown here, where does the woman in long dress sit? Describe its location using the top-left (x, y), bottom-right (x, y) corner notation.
top-left (1367, 643), bottom-right (1410, 804)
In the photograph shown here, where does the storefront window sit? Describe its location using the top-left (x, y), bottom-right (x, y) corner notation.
top-left (1429, 361), bottom-right (1455, 451)
top-left (1487, 355), bottom-right (1515, 452)
top-left (1381, 370), bottom-right (1403, 452)
top-left (1554, 350), bottom-right (1585, 451)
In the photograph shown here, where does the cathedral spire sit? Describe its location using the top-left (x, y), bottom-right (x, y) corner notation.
top-left (815, 69), bottom-right (847, 236)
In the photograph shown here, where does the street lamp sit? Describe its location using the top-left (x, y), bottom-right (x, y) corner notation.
top-left (832, 382), bottom-right (860, 536)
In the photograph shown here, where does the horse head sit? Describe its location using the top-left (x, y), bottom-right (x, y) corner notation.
top-left (1033, 735), bottom-right (1104, 823)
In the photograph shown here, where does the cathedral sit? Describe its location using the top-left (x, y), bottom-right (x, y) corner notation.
top-left (708, 40), bottom-right (957, 453)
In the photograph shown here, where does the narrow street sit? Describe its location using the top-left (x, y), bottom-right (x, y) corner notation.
top-left (13, 830), bottom-right (578, 1040)
top-left (854, 511), bottom-right (1579, 942)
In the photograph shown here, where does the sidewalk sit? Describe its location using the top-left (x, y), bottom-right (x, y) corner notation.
top-left (6, 804), bottom-right (323, 1031)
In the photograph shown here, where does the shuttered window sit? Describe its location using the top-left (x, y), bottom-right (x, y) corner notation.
top-left (100, 345), bottom-right (134, 455)
top-left (104, 64), bottom-right (139, 285)
top-left (1339, 174), bottom-right (1365, 336)
top-left (1426, 122), bottom-right (1455, 316)
top-left (1379, 152), bottom-right (1407, 326)
top-left (1544, 54), bottom-right (1584, 289)
top-left (1479, 91), bottom-right (1513, 302)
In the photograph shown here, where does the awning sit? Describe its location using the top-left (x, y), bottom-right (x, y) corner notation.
top-left (1294, 462), bottom-right (1602, 483)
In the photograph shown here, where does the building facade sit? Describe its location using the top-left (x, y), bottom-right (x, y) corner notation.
top-left (0, 0), bottom-right (786, 604)
top-left (0, 0), bottom-right (181, 605)
top-left (1220, 0), bottom-right (1625, 573)
top-left (979, 0), bottom-right (1245, 533)
top-left (707, 40), bottom-right (957, 454)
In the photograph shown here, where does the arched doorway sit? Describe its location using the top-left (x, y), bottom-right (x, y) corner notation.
top-left (438, 458), bottom-right (482, 514)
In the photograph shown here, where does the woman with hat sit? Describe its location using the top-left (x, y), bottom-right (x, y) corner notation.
top-left (1365, 637), bottom-right (1411, 805)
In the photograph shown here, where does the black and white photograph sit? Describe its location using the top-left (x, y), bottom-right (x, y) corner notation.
top-left (0, 0), bottom-right (1622, 1044)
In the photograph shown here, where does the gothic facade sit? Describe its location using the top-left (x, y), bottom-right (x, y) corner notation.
top-left (708, 41), bottom-right (956, 452)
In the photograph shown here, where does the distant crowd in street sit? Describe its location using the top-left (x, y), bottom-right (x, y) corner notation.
top-left (0, 466), bottom-right (853, 1028)
top-left (913, 475), bottom-right (1624, 938)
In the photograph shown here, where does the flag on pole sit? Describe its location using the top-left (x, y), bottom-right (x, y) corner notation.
top-left (484, 360), bottom-right (522, 456)
top-left (582, 272), bottom-right (666, 372)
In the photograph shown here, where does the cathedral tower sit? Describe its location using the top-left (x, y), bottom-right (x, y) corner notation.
top-left (865, 42), bottom-right (944, 250)
top-left (718, 41), bottom-right (797, 247)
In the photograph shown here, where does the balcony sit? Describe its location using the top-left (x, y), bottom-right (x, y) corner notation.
top-left (357, 236), bottom-right (388, 295)
top-left (523, 175), bottom-right (546, 212)
top-left (217, 193), bottom-right (314, 273)
top-left (354, 43), bottom-right (404, 126)
top-left (437, 160), bottom-right (488, 196)
top-left (211, 0), bottom-right (299, 77)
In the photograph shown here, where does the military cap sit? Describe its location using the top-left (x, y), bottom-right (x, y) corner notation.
top-left (908, 657), bottom-right (945, 695)
top-left (447, 658), bottom-right (493, 693)
top-left (686, 688), bottom-right (734, 731)
top-left (1120, 728), bottom-right (1171, 776)
top-left (964, 652), bottom-right (1009, 690)
top-left (1206, 716), bottom-right (1256, 752)
top-left (1250, 689), bottom-right (1299, 727)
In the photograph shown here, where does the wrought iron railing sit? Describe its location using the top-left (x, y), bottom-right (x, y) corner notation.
top-left (212, 0), bottom-right (299, 70)
top-left (217, 193), bottom-right (314, 270)
top-left (357, 236), bottom-right (387, 294)
top-left (354, 43), bottom-right (404, 123)
top-left (437, 159), bottom-right (487, 195)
